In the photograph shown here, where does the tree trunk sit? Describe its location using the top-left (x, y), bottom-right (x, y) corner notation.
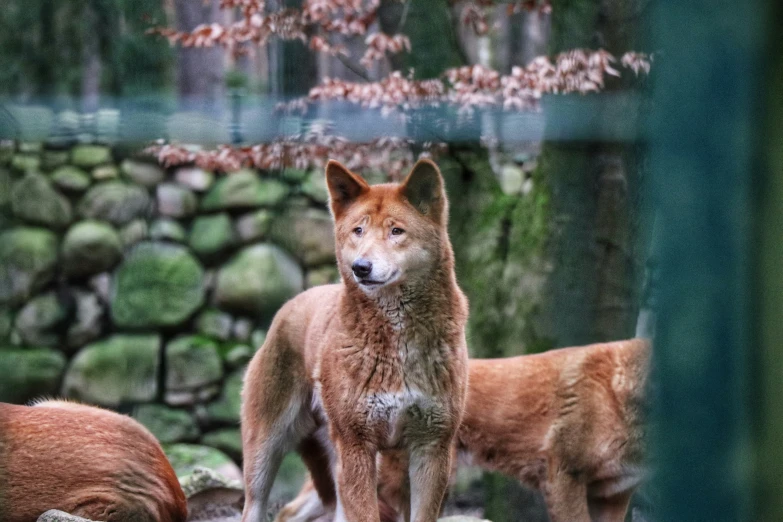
top-left (174, 0), bottom-right (225, 106)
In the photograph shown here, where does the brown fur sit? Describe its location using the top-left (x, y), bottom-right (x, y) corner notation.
top-left (240, 159), bottom-right (469, 522)
top-left (0, 400), bottom-right (187, 522)
top-left (278, 338), bottom-right (650, 522)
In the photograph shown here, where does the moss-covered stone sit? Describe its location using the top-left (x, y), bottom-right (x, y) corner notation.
top-left (156, 183), bottom-right (197, 218)
top-left (65, 290), bottom-right (103, 350)
top-left (50, 165), bottom-right (91, 192)
top-left (11, 173), bottom-right (72, 229)
top-left (174, 167), bottom-right (214, 192)
top-left (0, 168), bottom-right (11, 207)
top-left (121, 159), bottom-right (165, 187)
top-left (301, 170), bottom-right (329, 203)
top-left (223, 344), bottom-right (252, 369)
top-left (204, 368), bottom-right (243, 424)
top-left (0, 227), bottom-right (58, 306)
top-left (163, 444), bottom-right (240, 481)
top-left (165, 335), bottom-right (223, 394)
top-left (214, 244), bottom-right (303, 319)
top-left (18, 142), bottom-right (42, 154)
top-left (195, 308), bottom-right (234, 341)
top-left (201, 170), bottom-right (288, 211)
top-left (71, 145), bottom-right (111, 167)
top-left (0, 348), bottom-right (66, 403)
top-left (201, 428), bottom-right (242, 461)
top-left (281, 168), bottom-right (310, 184)
top-left (62, 334), bottom-right (160, 407)
top-left (91, 164), bottom-right (119, 180)
top-left (11, 154), bottom-right (41, 173)
top-left (41, 150), bottom-right (70, 170)
top-left (111, 242), bottom-right (205, 328)
top-left (269, 208), bottom-right (335, 267)
top-left (149, 218), bottom-right (187, 243)
top-left (188, 213), bottom-right (236, 259)
top-left (305, 265), bottom-right (340, 288)
top-left (235, 209), bottom-right (273, 243)
top-left (62, 220), bottom-right (122, 278)
top-left (0, 308), bottom-right (12, 342)
top-left (78, 181), bottom-right (151, 225)
top-left (14, 291), bottom-right (68, 347)
top-left (119, 219), bottom-right (148, 247)
top-left (133, 404), bottom-right (200, 443)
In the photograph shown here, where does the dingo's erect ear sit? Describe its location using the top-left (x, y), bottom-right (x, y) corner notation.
top-left (326, 160), bottom-right (369, 218)
top-left (400, 158), bottom-right (446, 221)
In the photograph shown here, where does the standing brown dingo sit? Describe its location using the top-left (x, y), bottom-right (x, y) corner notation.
top-left (240, 159), bottom-right (469, 522)
top-left (0, 400), bottom-right (187, 522)
top-left (278, 338), bottom-right (650, 522)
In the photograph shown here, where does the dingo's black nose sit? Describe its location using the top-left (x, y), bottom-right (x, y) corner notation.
top-left (352, 259), bottom-right (373, 278)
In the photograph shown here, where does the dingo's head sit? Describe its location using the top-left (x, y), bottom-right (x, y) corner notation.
top-left (326, 159), bottom-right (449, 295)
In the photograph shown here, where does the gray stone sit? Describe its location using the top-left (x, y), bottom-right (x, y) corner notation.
top-left (0, 141), bottom-right (13, 164)
top-left (195, 308), bottom-right (234, 341)
top-left (269, 208), bottom-right (335, 267)
top-left (164, 444), bottom-right (242, 482)
top-left (178, 465), bottom-right (243, 500)
top-left (0, 348), bottom-right (66, 403)
top-left (11, 154), bottom-right (41, 173)
top-left (214, 244), bottom-right (303, 320)
top-left (235, 209), bottom-right (273, 243)
top-left (62, 334), bottom-right (160, 407)
top-left (37, 510), bottom-right (99, 522)
top-left (157, 183), bottom-right (197, 218)
top-left (0, 227), bottom-right (58, 306)
top-left (62, 220), bottom-right (122, 278)
top-left (133, 404), bottom-right (200, 443)
top-left (15, 291), bottom-right (68, 347)
top-left (149, 218), bottom-right (187, 243)
top-left (121, 159), bottom-right (165, 187)
top-left (111, 242), bottom-right (205, 328)
top-left (91, 164), bottom-right (119, 181)
top-left (165, 335), bottom-right (223, 404)
top-left (88, 272), bottom-right (111, 303)
top-left (201, 428), bottom-right (242, 461)
top-left (66, 290), bottom-right (103, 350)
top-left (204, 368), bottom-right (244, 424)
top-left (71, 145), bottom-right (111, 167)
top-left (174, 167), bottom-right (214, 192)
top-left (189, 213), bottom-right (236, 258)
top-left (78, 181), bottom-right (151, 226)
top-left (201, 170), bottom-right (288, 211)
top-left (11, 172), bottom-right (73, 229)
top-left (50, 165), bottom-right (91, 192)
top-left (306, 265), bottom-right (340, 288)
top-left (119, 219), bottom-right (148, 247)
top-left (231, 317), bottom-right (253, 342)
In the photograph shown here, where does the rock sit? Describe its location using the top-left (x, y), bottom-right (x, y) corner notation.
top-left (0, 348), bottom-right (66, 403)
top-left (201, 170), bottom-right (288, 211)
top-left (235, 209), bottom-right (273, 243)
top-left (165, 335), bottom-right (223, 405)
top-left (62, 334), bottom-right (160, 407)
top-left (204, 368), bottom-right (244, 424)
top-left (269, 208), bottom-right (335, 267)
top-left (88, 272), bottom-right (111, 303)
top-left (11, 154), bottom-right (41, 173)
top-left (164, 444), bottom-right (242, 482)
top-left (0, 227), bottom-right (58, 306)
top-left (214, 244), bottom-right (303, 320)
top-left (201, 429), bottom-right (242, 461)
top-left (66, 290), bottom-right (103, 350)
top-left (301, 170), bottom-right (329, 203)
top-left (189, 213), bottom-right (236, 259)
top-left (14, 291), bottom-right (68, 347)
top-left (156, 183), bottom-right (197, 218)
top-left (50, 165), bottom-right (91, 192)
top-left (499, 164), bottom-right (524, 195)
top-left (306, 265), bottom-right (340, 288)
top-left (195, 308), bottom-right (234, 341)
top-left (11, 172), bottom-right (73, 229)
top-left (133, 404), bottom-right (200, 443)
top-left (121, 159), bottom-right (165, 187)
top-left (0, 168), bottom-right (10, 207)
top-left (251, 329), bottom-right (267, 349)
top-left (37, 510), bottom-right (99, 522)
top-left (231, 317), bottom-right (253, 342)
top-left (149, 218), bottom-right (187, 243)
top-left (224, 344), bottom-right (252, 370)
top-left (177, 466), bottom-right (244, 522)
top-left (41, 150), bottom-right (70, 170)
top-left (91, 164), bottom-right (119, 181)
top-left (78, 181), bottom-right (151, 226)
top-left (119, 219), bottom-right (148, 247)
top-left (62, 220), bottom-right (122, 278)
top-left (71, 145), bottom-right (111, 167)
top-left (18, 142), bottom-right (42, 154)
top-left (281, 168), bottom-right (310, 183)
top-left (111, 242), bottom-right (205, 328)
top-left (174, 167), bottom-right (214, 192)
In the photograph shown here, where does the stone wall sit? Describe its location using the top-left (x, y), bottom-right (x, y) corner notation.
top-left (0, 140), bottom-right (341, 464)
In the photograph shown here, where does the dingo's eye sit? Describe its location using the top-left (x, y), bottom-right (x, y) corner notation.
top-left (353, 227), bottom-right (363, 236)
top-left (391, 227), bottom-right (405, 236)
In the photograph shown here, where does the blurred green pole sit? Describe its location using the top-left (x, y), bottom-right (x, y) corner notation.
top-left (647, 0), bottom-right (769, 520)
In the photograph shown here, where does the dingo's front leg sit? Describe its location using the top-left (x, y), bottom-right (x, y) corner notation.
top-left (407, 441), bottom-right (452, 522)
top-left (334, 438), bottom-right (380, 522)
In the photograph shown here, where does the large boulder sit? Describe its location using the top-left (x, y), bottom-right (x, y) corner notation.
top-left (0, 348), bottom-right (66, 403)
top-left (121, 159), bottom-right (165, 187)
top-left (269, 208), bottom-right (335, 267)
top-left (62, 334), bottom-right (160, 407)
top-left (156, 183), bottom-right (197, 218)
top-left (62, 220), bottom-right (122, 278)
top-left (0, 227), bottom-right (58, 306)
top-left (133, 404), bottom-right (200, 443)
top-left (214, 244), bottom-right (303, 320)
top-left (111, 242), bottom-right (205, 328)
top-left (14, 291), bottom-right (69, 347)
top-left (78, 181), bottom-right (151, 226)
top-left (50, 166), bottom-right (91, 193)
top-left (65, 290), bottom-right (104, 350)
top-left (165, 335), bottom-right (223, 405)
top-left (188, 213), bottom-right (236, 259)
top-left (201, 170), bottom-right (288, 211)
top-left (70, 145), bottom-right (111, 167)
top-left (11, 172), bottom-right (73, 229)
